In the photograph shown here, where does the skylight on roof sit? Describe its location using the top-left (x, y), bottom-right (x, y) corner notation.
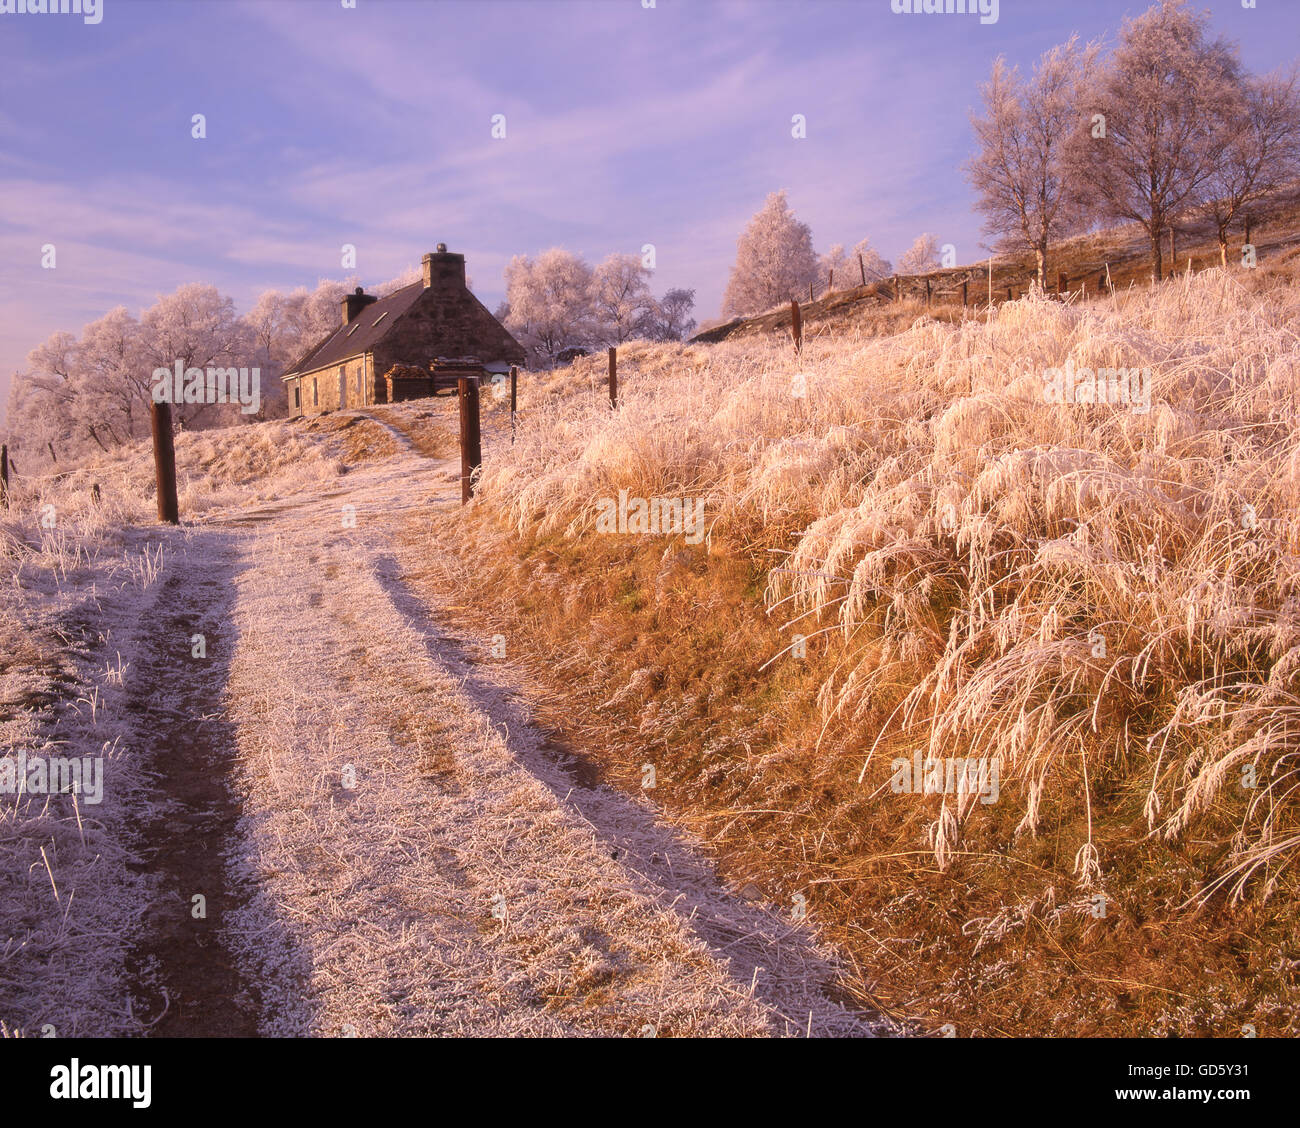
top-left (346, 324), bottom-right (359, 336)
top-left (372, 311), bottom-right (389, 327)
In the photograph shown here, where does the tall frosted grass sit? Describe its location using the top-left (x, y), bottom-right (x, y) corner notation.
top-left (478, 266), bottom-right (1300, 904)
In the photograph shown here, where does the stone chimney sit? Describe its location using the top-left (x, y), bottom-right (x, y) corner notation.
top-left (342, 286), bottom-right (377, 326)
top-left (422, 244), bottom-right (466, 290)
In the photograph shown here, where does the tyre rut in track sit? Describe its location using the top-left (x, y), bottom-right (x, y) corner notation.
top-left (121, 553), bottom-right (264, 1036)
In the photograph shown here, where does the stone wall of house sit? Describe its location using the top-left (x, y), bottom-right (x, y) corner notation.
top-left (371, 287), bottom-right (524, 378)
top-left (292, 355), bottom-right (369, 416)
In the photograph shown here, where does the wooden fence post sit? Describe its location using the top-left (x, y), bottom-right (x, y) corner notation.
top-left (1007, 286), bottom-right (1013, 302)
top-left (458, 375), bottom-right (481, 505)
top-left (608, 346), bottom-right (617, 409)
top-left (924, 276), bottom-right (931, 305)
top-left (150, 400), bottom-right (179, 524)
top-left (961, 280), bottom-right (968, 308)
top-left (1058, 271), bottom-right (1068, 296)
top-left (827, 268), bottom-right (833, 293)
top-left (47, 442), bottom-right (57, 464)
top-left (858, 254), bottom-right (866, 285)
top-left (790, 299), bottom-right (802, 355)
top-left (509, 364), bottom-right (518, 444)
top-left (893, 276), bottom-right (901, 301)
top-left (0, 443), bottom-right (8, 510)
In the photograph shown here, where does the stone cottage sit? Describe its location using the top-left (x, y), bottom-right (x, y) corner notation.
top-left (282, 245), bottom-right (526, 417)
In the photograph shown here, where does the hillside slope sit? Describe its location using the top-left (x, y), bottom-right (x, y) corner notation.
top-left (695, 205), bottom-right (1300, 346)
top-left (415, 262), bottom-right (1300, 1035)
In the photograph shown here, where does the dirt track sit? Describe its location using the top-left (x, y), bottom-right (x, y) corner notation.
top-left (115, 414), bottom-right (886, 1037)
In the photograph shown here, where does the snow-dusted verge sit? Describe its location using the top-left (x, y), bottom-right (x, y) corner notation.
top-left (1, 419), bottom-right (344, 1037)
top-left (0, 497), bottom-right (173, 1036)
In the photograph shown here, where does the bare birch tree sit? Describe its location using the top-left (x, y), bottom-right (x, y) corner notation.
top-left (1065, 0), bottom-right (1242, 281)
top-left (967, 36), bottom-right (1098, 289)
top-left (1198, 68), bottom-right (1300, 266)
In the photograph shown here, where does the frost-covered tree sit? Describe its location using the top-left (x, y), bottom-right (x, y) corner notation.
top-left (244, 290), bottom-right (292, 369)
top-left (818, 244), bottom-right (850, 294)
top-left (1198, 69), bottom-right (1300, 266)
top-left (76, 306), bottom-right (150, 444)
top-left (1065, 0), bottom-right (1243, 280)
top-left (139, 284), bottom-right (249, 428)
top-left (721, 190), bottom-right (818, 317)
top-left (6, 313), bottom-right (150, 463)
top-left (897, 233), bottom-right (941, 275)
top-left (637, 288), bottom-right (697, 341)
top-left (242, 290), bottom-right (307, 419)
top-left (967, 36), bottom-right (1098, 289)
top-left (282, 279), bottom-right (355, 350)
top-left (590, 253), bottom-right (656, 344)
top-left (503, 248), bottom-right (595, 366)
top-left (13, 331), bottom-right (79, 460)
top-left (2, 370), bottom-right (66, 467)
top-left (3, 275), bottom-right (384, 457)
top-left (375, 265), bottom-right (423, 297)
top-left (820, 241), bottom-right (893, 291)
top-left (852, 239), bottom-right (893, 283)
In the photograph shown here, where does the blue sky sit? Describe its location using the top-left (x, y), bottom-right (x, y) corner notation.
top-left (2, 0), bottom-right (1297, 418)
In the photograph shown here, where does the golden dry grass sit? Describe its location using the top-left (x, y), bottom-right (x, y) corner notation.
top-left (409, 262), bottom-right (1300, 1035)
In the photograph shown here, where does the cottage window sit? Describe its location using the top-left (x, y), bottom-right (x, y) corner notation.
top-left (294, 385), bottom-right (301, 408)
top-left (313, 378), bottom-right (318, 406)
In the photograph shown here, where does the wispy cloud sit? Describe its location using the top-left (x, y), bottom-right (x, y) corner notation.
top-left (3, 0), bottom-right (1298, 415)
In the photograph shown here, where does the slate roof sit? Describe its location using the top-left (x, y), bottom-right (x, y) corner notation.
top-left (282, 282), bottom-right (425, 379)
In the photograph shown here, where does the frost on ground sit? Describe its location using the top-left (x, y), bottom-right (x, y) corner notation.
top-left (214, 441), bottom-right (881, 1036)
top-left (1, 419), bottom-right (341, 1037)
top-left (1, 501), bottom-right (166, 1035)
top-left (2, 408), bottom-right (883, 1037)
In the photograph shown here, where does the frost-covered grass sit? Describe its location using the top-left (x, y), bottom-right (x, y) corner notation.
top-left (0, 416), bottom-right (342, 1036)
top-left (479, 264), bottom-right (1300, 901)
top-left (408, 262), bottom-right (1298, 1033)
top-left (0, 500), bottom-right (164, 1036)
top-left (23, 419), bottom-right (344, 525)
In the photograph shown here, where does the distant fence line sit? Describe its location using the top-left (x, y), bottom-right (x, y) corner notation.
top-left (696, 245), bottom-right (1245, 344)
